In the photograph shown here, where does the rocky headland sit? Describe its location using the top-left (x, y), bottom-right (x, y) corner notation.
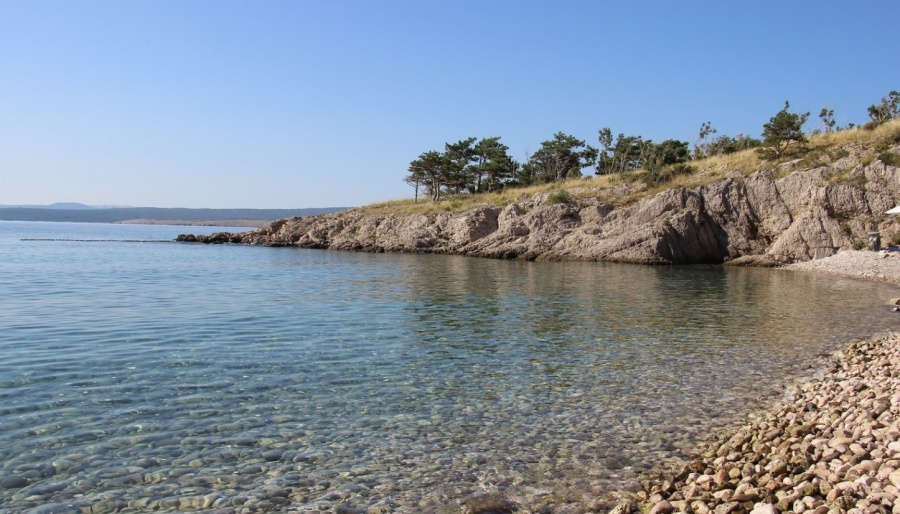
top-left (179, 141), bottom-right (900, 267)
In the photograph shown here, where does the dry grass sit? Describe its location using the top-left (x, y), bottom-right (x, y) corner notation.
top-left (694, 149), bottom-right (762, 177)
top-left (808, 118), bottom-right (900, 149)
top-left (359, 178), bottom-right (604, 216)
top-left (359, 119), bottom-right (900, 217)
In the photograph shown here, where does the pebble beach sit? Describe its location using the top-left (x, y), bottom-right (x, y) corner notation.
top-left (621, 251), bottom-right (900, 514)
top-left (784, 250), bottom-right (900, 287)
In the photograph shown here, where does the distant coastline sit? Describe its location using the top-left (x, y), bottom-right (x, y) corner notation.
top-left (0, 206), bottom-right (348, 225)
top-left (115, 218), bottom-right (273, 227)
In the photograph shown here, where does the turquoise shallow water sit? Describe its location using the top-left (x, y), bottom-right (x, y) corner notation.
top-left (0, 220), bottom-right (898, 512)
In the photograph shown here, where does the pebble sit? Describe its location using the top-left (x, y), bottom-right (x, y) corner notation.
top-left (785, 250), bottom-right (900, 286)
top-left (0, 476), bottom-right (28, 489)
top-left (636, 334), bottom-right (900, 514)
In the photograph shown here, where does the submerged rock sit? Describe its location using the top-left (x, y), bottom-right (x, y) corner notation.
top-left (0, 476), bottom-right (28, 489)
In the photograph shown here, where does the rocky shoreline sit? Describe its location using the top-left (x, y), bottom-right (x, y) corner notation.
top-left (174, 149), bottom-right (900, 513)
top-left (586, 251), bottom-right (900, 514)
top-left (624, 331), bottom-right (900, 514)
top-left (443, 251), bottom-right (900, 514)
top-left (158, 246), bottom-right (897, 513)
top-left (177, 142), bottom-right (900, 266)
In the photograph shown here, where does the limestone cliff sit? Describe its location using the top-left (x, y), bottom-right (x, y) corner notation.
top-left (179, 146), bottom-right (900, 265)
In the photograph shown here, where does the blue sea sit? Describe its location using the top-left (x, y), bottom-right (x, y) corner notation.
top-left (1, 220), bottom-right (897, 513)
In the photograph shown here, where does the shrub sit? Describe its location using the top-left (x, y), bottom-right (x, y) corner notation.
top-left (876, 141), bottom-right (890, 153)
top-left (879, 152), bottom-right (900, 167)
top-left (863, 119), bottom-right (885, 131)
top-left (668, 163), bottom-right (695, 177)
top-left (546, 190), bottom-right (573, 204)
top-left (829, 147), bottom-right (850, 160)
top-left (641, 163), bottom-right (695, 185)
top-left (800, 148), bottom-right (831, 168)
top-left (641, 169), bottom-right (663, 185)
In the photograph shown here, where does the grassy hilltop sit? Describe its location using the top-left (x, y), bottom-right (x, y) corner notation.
top-left (364, 119), bottom-right (900, 218)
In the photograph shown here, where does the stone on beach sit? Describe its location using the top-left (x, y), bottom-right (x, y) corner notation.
top-left (637, 333), bottom-right (900, 514)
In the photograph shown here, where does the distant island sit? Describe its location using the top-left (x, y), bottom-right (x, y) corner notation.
top-left (0, 204), bottom-right (349, 226)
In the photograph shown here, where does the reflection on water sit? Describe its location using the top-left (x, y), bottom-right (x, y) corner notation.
top-left (0, 221), bottom-right (897, 512)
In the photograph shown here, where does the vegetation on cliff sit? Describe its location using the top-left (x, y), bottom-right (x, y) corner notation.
top-left (190, 115), bottom-right (900, 265)
top-left (387, 90), bottom-right (899, 217)
top-left (184, 91), bottom-right (900, 266)
top-left (368, 117), bottom-right (900, 219)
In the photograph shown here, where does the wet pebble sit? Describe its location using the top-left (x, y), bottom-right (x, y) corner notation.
top-left (261, 450), bottom-right (283, 462)
top-left (5, 322), bottom-right (890, 513)
top-left (0, 476), bottom-right (28, 489)
top-left (637, 334), bottom-right (900, 514)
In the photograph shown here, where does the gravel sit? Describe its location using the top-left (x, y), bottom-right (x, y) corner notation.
top-left (783, 250), bottom-right (900, 286)
top-left (611, 253), bottom-right (900, 514)
top-left (632, 334), bottom-right (900, 514)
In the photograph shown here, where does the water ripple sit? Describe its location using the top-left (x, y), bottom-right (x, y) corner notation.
top-left (0, 221), bottom-right (898, 511)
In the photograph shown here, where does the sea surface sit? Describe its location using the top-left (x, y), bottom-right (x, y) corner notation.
top-left (1, 220), bottom-right (898, 513)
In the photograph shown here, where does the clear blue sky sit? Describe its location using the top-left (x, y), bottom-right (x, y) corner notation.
top-left (1, 1), bottom-right (897, 208)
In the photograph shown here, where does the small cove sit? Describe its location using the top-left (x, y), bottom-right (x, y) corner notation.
top-left (1, 220), bottom-right (898, 512)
